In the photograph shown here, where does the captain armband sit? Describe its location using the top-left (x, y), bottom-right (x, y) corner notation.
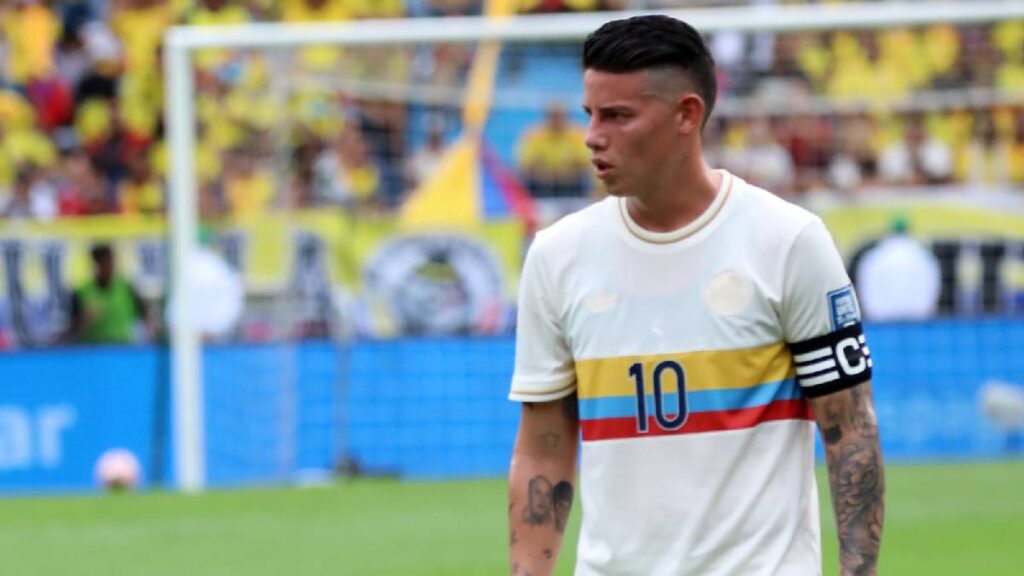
top-left (789, 322), bottom-right (873, 398)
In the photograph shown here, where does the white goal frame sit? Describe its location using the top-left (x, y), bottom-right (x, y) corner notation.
top-left (163, 1), bottom-right (1024, 492)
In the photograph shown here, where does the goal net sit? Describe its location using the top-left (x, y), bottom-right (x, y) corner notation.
top-left (163, 1), bottom-right (1024, 491)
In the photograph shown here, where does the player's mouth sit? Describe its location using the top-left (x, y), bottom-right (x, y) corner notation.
top-left (592, 159), bottom-right (613, 179)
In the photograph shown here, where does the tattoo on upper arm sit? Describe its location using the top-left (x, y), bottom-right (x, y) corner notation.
top-left (521, 476), bottom-right (574, 534)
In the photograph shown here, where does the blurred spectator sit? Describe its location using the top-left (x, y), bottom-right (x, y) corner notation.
top-left (282, 0), bottom-right (351, 72)
top-left (405, 116), bottom-right (447, 190)
top-left (223, 146), bottom-right (275, 218)
top-left (962, 111), bottom-right (1013, 188)
top-left (1012, 108), bottom-right (1024, 184)
top-left (856, 216), bottom-right (941, 322)
top-left (518, 0), bottom-right (600, 13)
top-left (3, 1), bottom-right (62, 86)
top-left (64, 243), bottom-right (152, 345)
top-left (878, 114), bottom-right (954, 186)
top-left (827, 113), bottom-right (879, 192)
top-left (779, 113), bottom-right (831, 193)
top-left (117, 153), bottom-right (163, 215)
top-left (351, 0), bottom-right (406, 18)
top-left (55, 149), bottom-right (112, 216)
top-left (426, 0), bottom-right (479, 17)
top-left (1, 165), bottom-right (59, 220)
top-left (189, 0), bottom-right (253, 74)
top-left (110, 0), bottom-right (172, 82)
top-left (516, 103), bottom-right (590, 199)
top-left (315, 128), bottom-right (382, 208)
top-left (734, 117), bottom-right (795, 195)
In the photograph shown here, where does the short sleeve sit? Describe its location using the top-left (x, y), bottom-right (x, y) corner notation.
top-left (782, 220), bottom-right (873, 398)
top-left (508, 240), bottom-right (576, 403)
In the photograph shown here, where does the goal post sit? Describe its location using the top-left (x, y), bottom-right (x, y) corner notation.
top-left (163, 1), bottom-right (1024, 493)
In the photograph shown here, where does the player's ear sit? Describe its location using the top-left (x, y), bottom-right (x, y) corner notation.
top-left (676, 93), bottom-right (705, 137)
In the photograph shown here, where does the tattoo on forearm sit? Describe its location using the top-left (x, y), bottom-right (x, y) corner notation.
top-left (821, 385), bottom-right (885, 576)
top-left (537, 432), bottom-right (560, 451)
top-left (552, 481), bottom-right (573, 533)
top-left (523, 476), bottom-right (553, 526)
top-left (510, 530), bottom-right (518, 546)
top-left (521, 476), bottom-right (574, 534)
top-left (543, 549), bottom-right (552, 559)
top-left (823, 425), bottom-right (843, 445)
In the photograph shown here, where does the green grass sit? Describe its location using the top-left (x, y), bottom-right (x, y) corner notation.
top-left (1, 461), bottom-right (1022, 575)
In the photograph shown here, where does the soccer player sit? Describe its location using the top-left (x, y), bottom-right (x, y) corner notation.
top-left (508, 16), bottom-right (884, 576)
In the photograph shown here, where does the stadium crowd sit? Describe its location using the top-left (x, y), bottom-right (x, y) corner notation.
top-left (0, 0), bottom-right (1021, 222)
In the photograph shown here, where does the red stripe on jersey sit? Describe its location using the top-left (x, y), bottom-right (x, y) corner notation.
top-left (580, 399), bottom-right (814, 442)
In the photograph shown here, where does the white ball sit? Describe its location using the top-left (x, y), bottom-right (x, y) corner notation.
top-left (979, 381), bottom-right (1024, 431)
top-left (95, 448), bottom-right (141, 491)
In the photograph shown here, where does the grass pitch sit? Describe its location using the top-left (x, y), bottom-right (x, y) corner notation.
top-left (1, 461), bottom-right (1021, 575)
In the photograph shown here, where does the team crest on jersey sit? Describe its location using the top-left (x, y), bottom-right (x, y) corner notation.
top-left (828, 284), bottom-right (860, 329)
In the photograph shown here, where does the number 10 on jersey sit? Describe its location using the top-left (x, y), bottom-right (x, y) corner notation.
top-left (628, 360), bottom-right (689, 433)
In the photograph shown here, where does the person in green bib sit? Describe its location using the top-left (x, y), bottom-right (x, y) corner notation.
top-left (66, 243), bottom-right (149, 345)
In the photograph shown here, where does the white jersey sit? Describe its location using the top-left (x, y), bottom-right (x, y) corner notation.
top-left (510, 171), bottom-right (873, 575)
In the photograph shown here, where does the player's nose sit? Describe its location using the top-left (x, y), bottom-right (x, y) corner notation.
top-left (585, 122), bottom-right (607, 151)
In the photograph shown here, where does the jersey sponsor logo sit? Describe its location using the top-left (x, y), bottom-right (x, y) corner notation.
top-left (792, 324), bottom-right (873, 397)
top-left (828, 284), bottom-right (860, 329)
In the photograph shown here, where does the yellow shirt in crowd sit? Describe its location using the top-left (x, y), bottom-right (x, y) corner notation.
top-left (226, 170), bottom-right (276, 218)
top-left (118, 179), bottom-right (164, 215)
top-left (189, 4), bottom-right (253, 71)
top-left (516, 126), bottom-right (590, 180)
top-left (3, 3), bottom-right (61, 83)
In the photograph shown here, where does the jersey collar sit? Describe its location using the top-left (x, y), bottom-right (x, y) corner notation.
top-left (617, 170), bottom-right (733, 245)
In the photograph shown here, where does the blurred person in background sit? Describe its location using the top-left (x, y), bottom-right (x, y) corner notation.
top-left (2, 1), bottom-right (62, 89)
top-left (962, 110), bottom-right (1014, 189)
top-left (827, 112), bottom-right (879, 193)
top-left (732, 116), bottom-right (795, 196)
top-left (516, 102), bottom-right (591, 199)
top-left (855, 215), bottom-right (941, 322)
top-left (116, 152), bottom-right (163, 216)
top-left (314, 127), bottom-right (382, 209)
top-left (1, 164), bottom-right (58, 220)
top-left (404, 115), bottom-right (447, 191)
top-left (64, 243), bottom-right (153, 345)
top-left (426, 0), bottom-right (480, 17)
top-left (1012, 107), bottom-right (1024, 184)
top-left (55, 148), bottom-right (113, 216)
top-left (223, 144), bottom-right (275, 218)
top-left (878, 113), bottom-right (953, 187)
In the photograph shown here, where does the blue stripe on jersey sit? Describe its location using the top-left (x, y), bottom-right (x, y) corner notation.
top-left (578, 378), bottom-right (802, 421)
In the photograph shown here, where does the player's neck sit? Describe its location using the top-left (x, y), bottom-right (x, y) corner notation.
top-left (624, 160), bottom-right (723, 234)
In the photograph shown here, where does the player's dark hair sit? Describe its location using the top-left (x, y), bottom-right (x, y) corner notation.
top-left (583, 15), bottom-right (717, 127)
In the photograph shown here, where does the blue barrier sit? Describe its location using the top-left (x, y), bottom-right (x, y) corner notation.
top-left (1, 319), bottom-right (1022, 493)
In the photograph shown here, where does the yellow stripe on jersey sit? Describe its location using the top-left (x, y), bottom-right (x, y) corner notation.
top-left (576, 342), bottom-right (795, 399)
